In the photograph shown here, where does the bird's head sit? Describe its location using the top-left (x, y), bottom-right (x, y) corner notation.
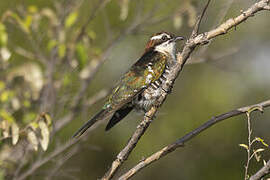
top-left (145, 31), bottom-right (185, 56)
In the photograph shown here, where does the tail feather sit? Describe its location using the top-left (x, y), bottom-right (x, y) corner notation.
top-left (72, 109), bottom-right (110, 138)
top-left (105, 104), bottom-right (134, 131)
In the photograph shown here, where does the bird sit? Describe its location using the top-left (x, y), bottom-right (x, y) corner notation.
top-left (72, 31), bottom-right (184, 138)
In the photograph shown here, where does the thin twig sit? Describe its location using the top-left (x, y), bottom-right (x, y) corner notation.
top-left (15, 140), bottom-right (77, 180)
top-left (54, 88), bottom-right (109, 132)
top-left (119, 100), bottom-right (270, 180)
top-left (191, 0), bottom-right (211, 38)
top-left (194, 0), bottom-right (235, 58)
top-left (244, 112), bottom-right (252, 180)
top-left (75, 0), bottom-right (108, 42)
top-left (45, 145), bottom-right (79, 180)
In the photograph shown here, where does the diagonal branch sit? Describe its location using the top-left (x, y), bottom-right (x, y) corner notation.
top-left (191, 0), bottom-right (211, 38)
top-left (250, 159), bottom-right (270, 180)
top-left (119, 100), bottom-right (270, 180)
top-left (102, 0), bottom-right (270, 179)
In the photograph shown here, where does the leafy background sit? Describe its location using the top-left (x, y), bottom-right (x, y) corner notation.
top-left (0, 0), bottom-right (269, 179)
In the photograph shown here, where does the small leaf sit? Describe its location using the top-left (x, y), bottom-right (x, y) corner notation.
top-left (255, 137), bottom-right (269, 147)
top-left (0, 120), bottom-right (10, 138)
top-left (254, 148), bottom-right (265, 154)
top-left (47, 39), bottom-right (57, 51)
top-left (38, 120), bottom-right (49, 151)
top-left (43, 113), bottom-right (52, 126)
top-left (0, 169), bottom-right (4, 180)
top-left (254, 151), bottom-right (261, 162)
top-left (119, 0), bottom-right (129, 21)
top-left (41, 8), bottom-right (58, 26)
top-left (23, 112), bottom-right (36, 124)
top-left (0, 90), bottom-right (13, 102)
top-left (28, 6), bottom-right (38, 14)
top-left (173, 14), bottom-right (183, 30)
top-left (58, 44), bottom-right (66, 58)
top-left (65, 11), bottom-right (78, 28)
top-left (75, 43), bottom-right (88, 69)
top-left (263, 159), bottom-right (266, 166)
top-left (0, 47), bottom-right (11, 61)
top-left (24, 15), bottom-right (33, 29)
top-left (30, 122), bottom-right (39, 130)
top-left (27, 130), bottom-right (38, 151)
top-left (0, 23), bottom-right (8, 47)
top-left (11, 97), bottom-right (20, 110)
top-left (0, 110), bottom-right (15, 123)
top-left (9, 12), bottom-right (30, 34)
top-left (87, 30), bottom-right (96, 40)
top-left (186, 2), bottom-right (196, 27)
top-left (239, 144), bottom-right (249, 150)
top-left (248, 106), bottom-right (264, 114)
top-left (11, 122), bottom-right (19, 145)
top-left (0, 81), bottom-right (5, 90)
top-left (23, 100), bottom-right (30, 108)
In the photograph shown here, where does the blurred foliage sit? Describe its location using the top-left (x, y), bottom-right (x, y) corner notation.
top-left (0, 0), bottom-right (269, 179)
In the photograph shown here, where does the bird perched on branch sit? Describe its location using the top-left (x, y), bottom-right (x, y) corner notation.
top-left (72, 32), bottom-right (184, 138)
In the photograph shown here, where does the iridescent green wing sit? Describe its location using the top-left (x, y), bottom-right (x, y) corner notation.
top-left (104, 51), bottom-right (167, 109)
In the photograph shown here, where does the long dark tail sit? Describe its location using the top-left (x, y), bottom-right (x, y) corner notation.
top-left (72, 109), bottom-right (110, 138)
top-left (105, 104), bottom-right (134, 131)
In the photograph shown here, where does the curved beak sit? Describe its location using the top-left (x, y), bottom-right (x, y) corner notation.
top-left (173, 36), bottom-right (185, 42)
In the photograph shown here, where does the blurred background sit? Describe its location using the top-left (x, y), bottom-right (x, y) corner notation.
top-left (0, 0), bottom-right (269, 179)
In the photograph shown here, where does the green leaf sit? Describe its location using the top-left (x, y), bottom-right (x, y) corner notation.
top-left (119, 0), bottom-right (130, 21)
top-left (239, 144), bottom-right (249, 150)
top-left (11, 122), bottom-right (19, 145)
top-left (65, 11), bottom-right (78, 28)
top-left (43, 113), bottom-right (52, 126)
top-left (0, 168), bottom-right (4, 180)
top-left (173, 14), bottom-right (183, 30)
top-left (27, 130), bottom-right (38, 151)
top-left (0, 81), bottom-right (6, 91)
top-left (28, 5), bottom-right (38, 14)
top-left (47, 39), bottom-right (57, 51)
top-left (38, 120), bottom-right (49, 151)
top-left (63, 74), bottom-right (71, 86)
top-left (254, 148), bottom-right (265, 153)
top-left (253, 149), bottom-right (264, 162)
top-left (75, 43), bottom-right (88, 69)
top-left (255, 137), bottom-right (269, 147)
top-left (93, 47), bottom-right (102, 56)
top-left (23, 112), bottom-right (36, 124)
top-left (30, 122), bottom-right (39, 130)
top-left (87, 30), bottom-right (96, 40)
top-left (0, 110), bottom-right (15, 123)
top-left (58, 44), bottom-right (66, 58)
top-left (247, 105), bottom-right (263, 114)
top-left (23, 100), bottom-right (30, 108)
top-left (24, 15), bottom-right (33, 29)
top-left (0, 23), bottom-right (8, 47)
top-left (9, 12), bottom-right (30, 34)
top-left (0, 90), bottom-right (13, 102)
top-left (0, 120), bottom-right (10, 138)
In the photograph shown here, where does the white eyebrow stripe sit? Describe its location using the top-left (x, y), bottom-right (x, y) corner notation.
top-left (150, 33), bottom-right (170, 40)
